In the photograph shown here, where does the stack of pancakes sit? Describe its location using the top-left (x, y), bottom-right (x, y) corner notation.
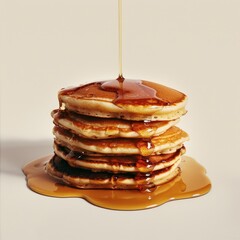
top-left (46, 78), bottom-right (189, 190)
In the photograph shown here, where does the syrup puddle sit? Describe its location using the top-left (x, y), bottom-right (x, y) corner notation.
top-left (22, 156), bottom-right (211, 210)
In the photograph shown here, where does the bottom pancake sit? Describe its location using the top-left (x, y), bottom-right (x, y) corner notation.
top-left (46, 155), bottom-right (181, 190)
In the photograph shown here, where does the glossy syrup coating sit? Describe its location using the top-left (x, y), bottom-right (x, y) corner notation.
top-left (58, 78), bottom-right (187, 121)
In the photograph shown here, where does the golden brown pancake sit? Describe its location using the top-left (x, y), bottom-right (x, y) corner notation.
top-left (53, 125), bottom-right (189, 156)
top-left (58, 79), bottom-right (187, 121)
top-left (53, 142), bottom-right (186, 173)
top-left (46, 155), bottom-right (181, 190)
top-left (52, 109), bottom-right (179, 139)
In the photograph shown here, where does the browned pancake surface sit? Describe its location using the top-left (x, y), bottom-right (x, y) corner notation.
top-left (52, 109), bottom-right (179, 139)
top-left (46, 155), bottom-right (180, 190)
top-left (53, 125), bottom-right (189, 156)
top-left (54, 142), bottom-right (185, 173)
top-left (58, 79), bottom-right (187, 121)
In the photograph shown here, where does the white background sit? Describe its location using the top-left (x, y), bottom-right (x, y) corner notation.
top-left (1, 0), bottom-right (240, 239)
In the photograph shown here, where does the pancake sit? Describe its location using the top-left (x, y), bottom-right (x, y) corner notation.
top-left (58, 79), bottom-right (187, 121)
top-left (46, 78), bottom-right (189, 191)
top-left (46, 155), bottom-right (181, 190)
top-left (52, 109), bottom-right (179, 139)
top-left (53, 125), bottom-right (189, 156)
top-left (53, 142), bottom-right (186, 173)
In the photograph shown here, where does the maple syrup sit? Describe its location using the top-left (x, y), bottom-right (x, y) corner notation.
top-left (118, 0), bottom-right (123, 78)
top-left (22, 156), bottom-right (211, 210)
top-left (59, 79), bottom-right (186, 109)
top-left (22, 0), bottom-right (211, 210)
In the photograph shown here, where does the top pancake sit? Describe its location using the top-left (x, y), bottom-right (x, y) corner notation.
top-left (58, 79), bottom-right (187, 121)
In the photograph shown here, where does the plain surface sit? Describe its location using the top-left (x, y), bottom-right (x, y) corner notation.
top-left (1, 0), bottom-right (240, 240)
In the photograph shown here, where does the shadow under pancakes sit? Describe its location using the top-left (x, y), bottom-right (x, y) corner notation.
top-left (1, 139), bottom-right (52, 176)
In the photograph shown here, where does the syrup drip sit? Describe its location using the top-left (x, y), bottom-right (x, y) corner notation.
top-left (135, 171), bottom-right (155, 188)
top-left (22, 156), bottom-right (211, 210)
top-left (136, 138), bottom-right (155, 156)
top-left (131, 121), bottom-right (157, 138)
top-left (136, 156), bottom-right (154, 173)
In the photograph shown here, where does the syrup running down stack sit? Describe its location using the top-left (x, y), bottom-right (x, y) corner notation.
top-left (46, 77), bottom-right (189, 191)
top-left (23, 0), bottom-right (211, 209)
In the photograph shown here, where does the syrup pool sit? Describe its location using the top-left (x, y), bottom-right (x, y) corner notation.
top-left (22, 156), bottom-right (211, 210)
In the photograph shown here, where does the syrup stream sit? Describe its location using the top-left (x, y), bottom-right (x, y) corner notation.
top-left (118, 0), bottom-right (123, 78)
